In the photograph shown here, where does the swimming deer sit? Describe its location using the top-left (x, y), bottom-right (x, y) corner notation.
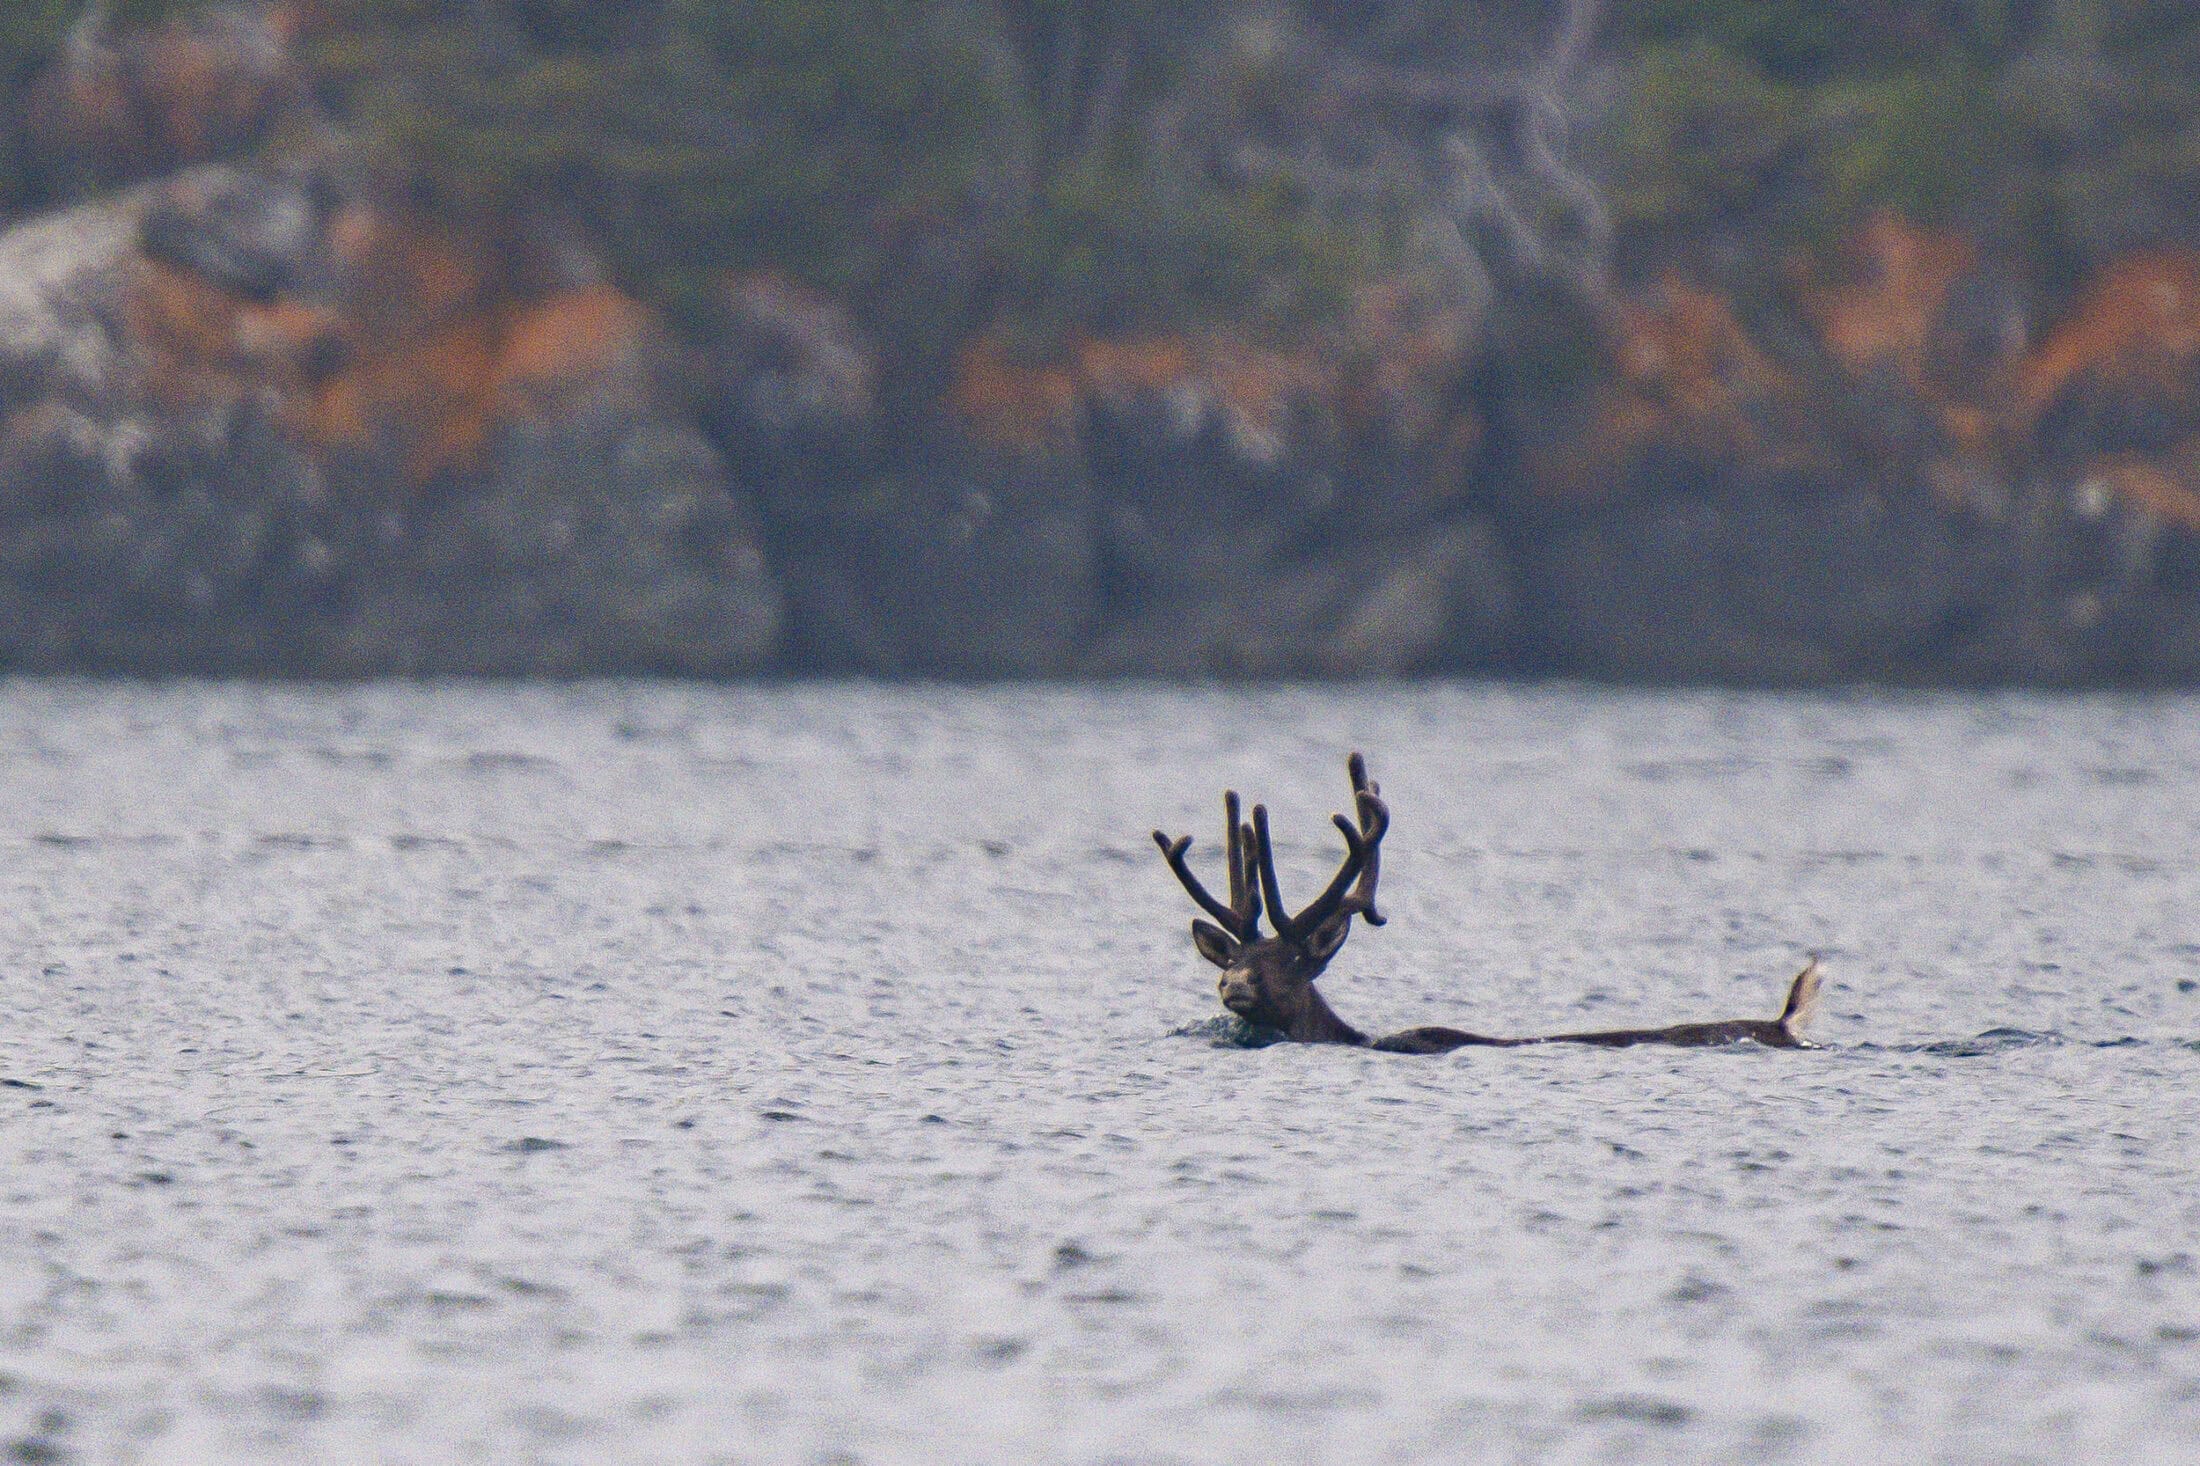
top-left (1153, 753), bottom-right (1824, 1053)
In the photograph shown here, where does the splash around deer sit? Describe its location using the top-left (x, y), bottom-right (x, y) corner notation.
top-left (1152, 753), bottom-right (1824, 1053)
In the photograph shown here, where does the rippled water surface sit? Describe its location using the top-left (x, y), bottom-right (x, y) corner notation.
top-left (4, 681), bottom-right (2199, 1464)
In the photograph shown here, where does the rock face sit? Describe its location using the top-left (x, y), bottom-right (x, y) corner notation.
top-left (0, 164), bottom-right (782, 676)
top-left (773, 440), bottom-right (1101, 679)
top-left (6, 156), bottom-right (2200, 682)
top-left (13, 2), bottom-right (2200, 684)
top-left (0, 180), bottom-right (182, 374)
top-left (1517, 490), bottom-right (1997, 684)
top-left (1477, 219), bottom-right (2200, 686)
top-left (20, 3), bottom-right (297, 199)
top-left (699, 283), bottom-right (1514, 679)
top-left (336, 413), bottom-right (781, 678)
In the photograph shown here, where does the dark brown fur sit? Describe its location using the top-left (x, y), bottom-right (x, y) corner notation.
top-left (1156, 754), bottom-right (1826, 1054)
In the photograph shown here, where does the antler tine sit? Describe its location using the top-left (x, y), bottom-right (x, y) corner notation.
top-left (1151, 829), bottom-right (1254, 940)
top-left (1222, 790), bottom-right (1259, 934)
top-left (1250, 804), bottom-right (1292, 940)
top-left (1238, 821), bottom-right (1260, 926)
top-left (1346, 752), bottom-right (1388, 926)
top-left (1286, 812), bottom-right (1369, 936)
top-left (1255, 800), bottom-right (1369, 943)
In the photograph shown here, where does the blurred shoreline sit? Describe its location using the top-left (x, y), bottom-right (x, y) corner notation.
top-left (4, 4), bottom-right (2199, 684)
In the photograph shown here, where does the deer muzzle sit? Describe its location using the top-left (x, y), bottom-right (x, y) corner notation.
top-left (1218, 971), bottom-right (1260, 1015)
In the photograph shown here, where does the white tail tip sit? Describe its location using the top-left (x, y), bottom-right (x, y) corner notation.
top-left (1778, 958), bottom-right (1824, 1038)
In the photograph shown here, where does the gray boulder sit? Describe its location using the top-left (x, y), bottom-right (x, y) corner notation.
top-left (138, 164), bottom-right (319, 301)
top-left (339, 412), bottom-right (783, 677)
top-left (0, 172), bottom-right (784, 677)
top-left (772, 438), bottom-right (1098, 678)
top-left (1084, 517), bottom-right (1515, 677)
top-left (1520, 488), bottom-right (1998, 683)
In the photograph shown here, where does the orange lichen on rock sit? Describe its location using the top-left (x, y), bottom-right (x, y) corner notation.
top-left (324, 204), bottom-right (494, 339)
top-left (1797, 214), bottom-right (1978, 388)
top-left (128, 258), bottom-right (345, 409)
top-left (945, 272), bottom-right (1486, 466)
top-left (1609, 277), bottom-right (1794, 420)
top-left (1072, 332), bottom-right (1331, 462)
top-left (2082, 451), bottom-right (2200, 536)
top-left (125, 197), bottom-right (654, 486)
top-left (315, 313), bottom-right (500, 478)
top-left (949, 336), bottom-right (1082, 449)
top-left (1525, 276), bottom-right (1812, 499)
top-left (951, 293), bottom-right (1472, 464)
top-left (1196, 342), bottom-right (1326, 461)
top-left (1073, 336), bottom-right (1198, 402)
top-left (32, 6), bottom-right (295, 182)
top-left (489, 286), bottom-right (648, 416)
top-left (302, 276), bottom-right (648, 480)
top-left (2009, 252), bottom-right (2200, 429)
top-left (152, 33), bottom-right (238, 159)
top-left (1936, 401), bottom-right (1997, 461)
top-left (1338, 283), bottom-right (1478, 444)
top-left (128, 257), bottom-right (257, 386)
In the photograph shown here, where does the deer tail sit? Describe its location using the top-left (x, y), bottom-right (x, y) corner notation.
top-left (1776, 958), bottom-right (1824, 1042)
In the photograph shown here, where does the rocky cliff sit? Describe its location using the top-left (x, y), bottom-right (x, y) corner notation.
top-left (1, 1), bottom-right (2197, 682)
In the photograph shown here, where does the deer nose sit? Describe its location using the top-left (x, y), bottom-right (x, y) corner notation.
top-left (1218, 974), bottom-right (1257, 1013)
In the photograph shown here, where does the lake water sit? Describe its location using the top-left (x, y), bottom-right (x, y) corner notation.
top-left (2, 681), bottom-right (2198, 1464)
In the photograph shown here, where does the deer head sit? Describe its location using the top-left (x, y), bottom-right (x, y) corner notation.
top-left (1153, 753), bottom-right (1389, 1043)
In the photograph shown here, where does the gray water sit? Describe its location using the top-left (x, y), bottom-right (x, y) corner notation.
top-left (2, 682), bottom-right (2198, 1465)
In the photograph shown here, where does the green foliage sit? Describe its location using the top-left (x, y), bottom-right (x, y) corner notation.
top-left (1005, 162), bottom-right (1367, 336)
top-left (1617, 0), bottom-right (2046, 79)
top-left (326, 1), bottom-right (1011, 297)
top-left (0, 0), bottom-right (207, 85)
top-left (0, 1), bottom-right (78, 91)
top-left (17, 0), bottom-right (2189, 363)
top-left (1611, 42), bottom-right (1803, 230)
top-left (1611, 0), bottom-right (2200, 279)
top-left (1613, 16), bottom-right (2025, 248)
top-left (1809, 69), bottom-right (2007, 227)
top-left (317, 0), bottom-right (1361, 343)
top-left (1618, 0), bottom-right (1852, 80)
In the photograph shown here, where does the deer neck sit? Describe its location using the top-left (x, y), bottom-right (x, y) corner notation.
top-left (1291, 987), bottom-right (1369, 1046)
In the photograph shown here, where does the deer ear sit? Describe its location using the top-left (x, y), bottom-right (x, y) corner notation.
top-left (1303, 912), bottom-right (1352, 963)
top-left (1190, 920), bottom-right (1240, 968)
